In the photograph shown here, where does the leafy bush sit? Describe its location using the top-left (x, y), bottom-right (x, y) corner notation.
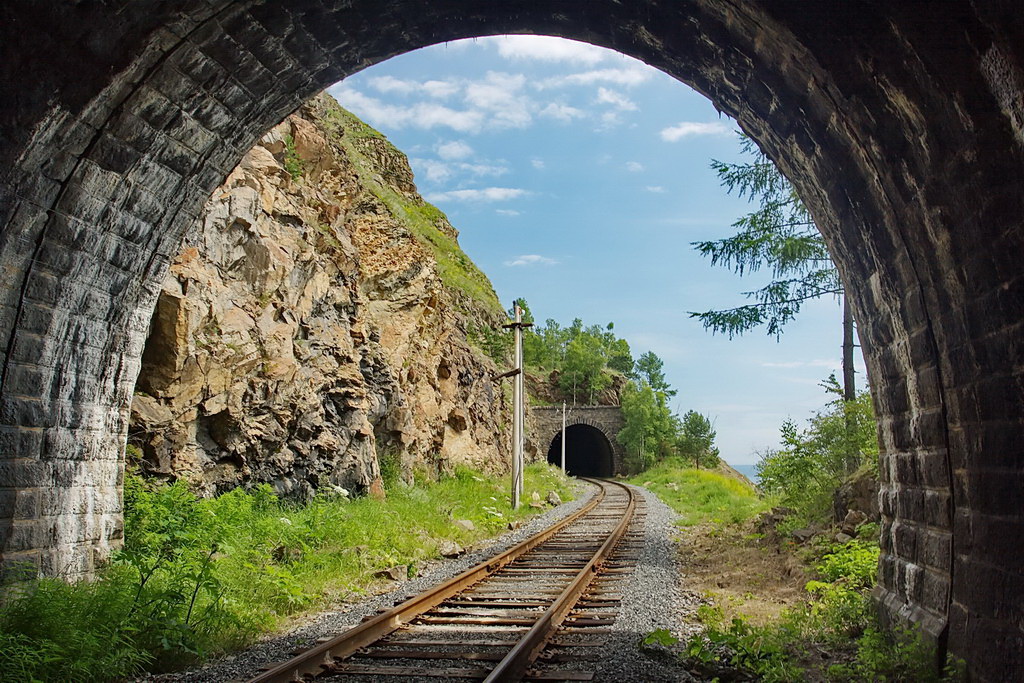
top-left (757, 379), bottom-right (878, 524)
top-left (814, 540), bottom-right (879, 588)
top-left (283, 134), bottom-right (305, 180)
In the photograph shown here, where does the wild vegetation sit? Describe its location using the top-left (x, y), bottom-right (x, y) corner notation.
top-left (627, 459), bottom-right (767, 526)
top-left (757, 377), bottom-right (879, 528)
top-left (0, 458), bottom-right (574, 682)
top-left (635, 384), bottom-right (961, 681)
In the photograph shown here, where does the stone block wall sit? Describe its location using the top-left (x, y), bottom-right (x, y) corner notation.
top-left (528, 406), bottom-right (625, 475)
top-left (1, 2), bottom-right (1024, 678)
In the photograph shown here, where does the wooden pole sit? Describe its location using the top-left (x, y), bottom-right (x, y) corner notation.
top-left (561, 401), bottom-right (567, 472)
top-left (512, 304), bottom-right (523, 509)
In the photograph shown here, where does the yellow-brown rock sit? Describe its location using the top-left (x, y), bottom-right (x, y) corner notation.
top-left (129, 94), bottom-right (509, 498)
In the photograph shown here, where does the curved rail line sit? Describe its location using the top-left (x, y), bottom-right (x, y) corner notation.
top-left (248, 478), bottom-right (638, 682)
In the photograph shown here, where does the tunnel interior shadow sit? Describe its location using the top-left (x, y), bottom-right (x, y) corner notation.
top-left (546, 424), bottom-right (614, 477)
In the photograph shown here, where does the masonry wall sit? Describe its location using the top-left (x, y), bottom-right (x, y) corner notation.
top-left (529, 406), bottom-right (625, 475)
top-left (1, 2), bottom-right (1023, 678)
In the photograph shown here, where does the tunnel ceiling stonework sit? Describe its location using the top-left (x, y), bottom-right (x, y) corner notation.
top-left (2, 2), bottom-right (1023, 678)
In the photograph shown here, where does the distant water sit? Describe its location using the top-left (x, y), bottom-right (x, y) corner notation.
top-left (731, 463), bottom-right (759, 485)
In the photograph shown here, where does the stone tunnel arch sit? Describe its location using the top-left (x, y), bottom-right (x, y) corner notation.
top-left (2, 3), bottom-right (1024, 678)
top-left (546, 422), bottom-right (616, 478)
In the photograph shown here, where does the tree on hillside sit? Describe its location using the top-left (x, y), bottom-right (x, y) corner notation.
top-left (618, 382), bottom-right (678, 472)
top-left (560, 334), bottom-right (609, 404)
top-left (633, 351), bottom-right (676, 398)
top-left (677, 410), bottom-right (720, 469)
top-left (690, 134), bottom-right (857, 401)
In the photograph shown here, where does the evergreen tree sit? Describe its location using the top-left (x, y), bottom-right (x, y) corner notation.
top-left (691, 134), bottom-right (857, 400)
top-left (677, 411), bottom-right (720, 469)
top-left (633, 351), bottom-right (676, 397)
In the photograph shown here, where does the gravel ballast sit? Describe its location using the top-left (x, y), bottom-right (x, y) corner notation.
top-left (591, 484), bottom-right (700, 682)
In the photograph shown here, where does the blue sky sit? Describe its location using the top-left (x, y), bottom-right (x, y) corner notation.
top-left (327, 36), bottom-right (866, 467)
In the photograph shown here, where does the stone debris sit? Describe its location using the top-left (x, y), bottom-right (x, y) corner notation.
top-left (453, 519), bottom-right (475, 532)
top-left (545, 490), bottom-right (562, 506)
top-left (438, 540), bottom-right (463, 558)
top-left (373, 565), bottom-right (407, 582)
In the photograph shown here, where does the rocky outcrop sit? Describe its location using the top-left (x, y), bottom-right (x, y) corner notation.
top-left (129, 94), bottom-right (509, 498)
top-left (525, 369), bottom-right (626, 407)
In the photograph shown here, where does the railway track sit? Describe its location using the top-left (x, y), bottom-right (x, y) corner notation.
top-left (247, 478), bottom-right (644, 682)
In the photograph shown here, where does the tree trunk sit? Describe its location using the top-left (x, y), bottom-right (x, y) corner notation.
top-left (842, 293), bottom-right (857, 475)
top-left (842, 294), bottom-right (856, 401)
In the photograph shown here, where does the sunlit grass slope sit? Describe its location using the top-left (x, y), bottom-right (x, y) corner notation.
top-left (628, 457), bottom-right (768, 526)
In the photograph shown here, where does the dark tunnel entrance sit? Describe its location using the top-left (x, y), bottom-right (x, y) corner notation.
top-left (546, 424), bottom-right (614, 477)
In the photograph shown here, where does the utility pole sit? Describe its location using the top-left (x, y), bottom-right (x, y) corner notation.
top-left (561, 401), bottom-right (567, 472)
top-left (501, 304), bottom-right (532, 509)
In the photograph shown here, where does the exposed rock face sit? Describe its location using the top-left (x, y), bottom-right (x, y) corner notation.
top-left (525, 369), bottom-right (626, 408)
top-left (129, 94), bottom-right (508, 498)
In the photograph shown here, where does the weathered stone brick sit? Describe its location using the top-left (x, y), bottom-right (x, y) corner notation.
top-left (0, 397), bottom-right (51, 430)
top-left (90, 132), bottom-right (143, 175)
top-left (0, 550), bottom-right (41, 582)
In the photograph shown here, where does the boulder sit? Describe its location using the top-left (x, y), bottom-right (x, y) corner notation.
top-left (833, 466), bottom-right (880, 523)
top-left (373, 565), bottom-right (406, 581)
top-left (439, 540), bottom-right (464, 558)
top-left (546, 490), bottom-right (562, 506)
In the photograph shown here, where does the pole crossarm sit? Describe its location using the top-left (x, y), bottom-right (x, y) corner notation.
top-left (492, 368), bottom-right (522, 381)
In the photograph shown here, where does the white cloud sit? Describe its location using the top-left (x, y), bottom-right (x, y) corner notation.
top-left (596, 110), bottom-right (623, 130)
top-left (531, 159), bottom-right (546, 170)
top-left (464, 72), bottom-right (532, 128)
top-left (645, 185), bottom-right (666, 193)
top-left (660, 121), bottom-right (733, 141)
top-left (625, 161), bottom-right (644, 172)
top-left (490, 35), bottom-right (609, 65)
top-left (536, 66), bottom-right (654, 90)
top-left (331, 86), bottom-right (485, 133)
top-left (368, 75), bottom-right (414, 94)
top-left (504, 254), bottom-right (559, 267)
top-left (540, 102), bottom-right (585, 122)
top-left (422, 80), bottom-right (460, 98)
top-left (368, 76), bottom-right (458, 99)
top-left (437, 140), bottom-right (473, 160)
top-left (426, 187), bottom-right (528, 203)
top-left (496, 209), bottom-right (521, 216)
top-left (457, 162), bottom-right (509, 178)
top-left (412, 158), bottom-right (453, 183)
top-left (596, 87), bottom-right (637, 111)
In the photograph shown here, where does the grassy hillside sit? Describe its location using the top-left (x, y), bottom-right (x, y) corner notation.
top-left (319, 99), bottom-right (505, 320)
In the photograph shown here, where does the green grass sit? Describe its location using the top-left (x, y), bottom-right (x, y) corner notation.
top-left (0, 462), bottom-right (575, 681)
top-left (628, 458), bottom-right (769, 526)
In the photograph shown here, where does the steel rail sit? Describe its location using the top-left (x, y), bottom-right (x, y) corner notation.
top-left (247, 481), bottom-right (609, 683)
top-left (483, 479), bottom-right (636, 682)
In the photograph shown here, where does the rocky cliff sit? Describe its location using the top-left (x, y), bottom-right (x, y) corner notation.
top-left (129, 94), bottom-right (509, 498)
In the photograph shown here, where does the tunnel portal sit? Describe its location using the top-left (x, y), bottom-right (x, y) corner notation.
top-left (5, 3), bottom-right (1024, 678)
top-left (546, 424), bottom-right (614, 478)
